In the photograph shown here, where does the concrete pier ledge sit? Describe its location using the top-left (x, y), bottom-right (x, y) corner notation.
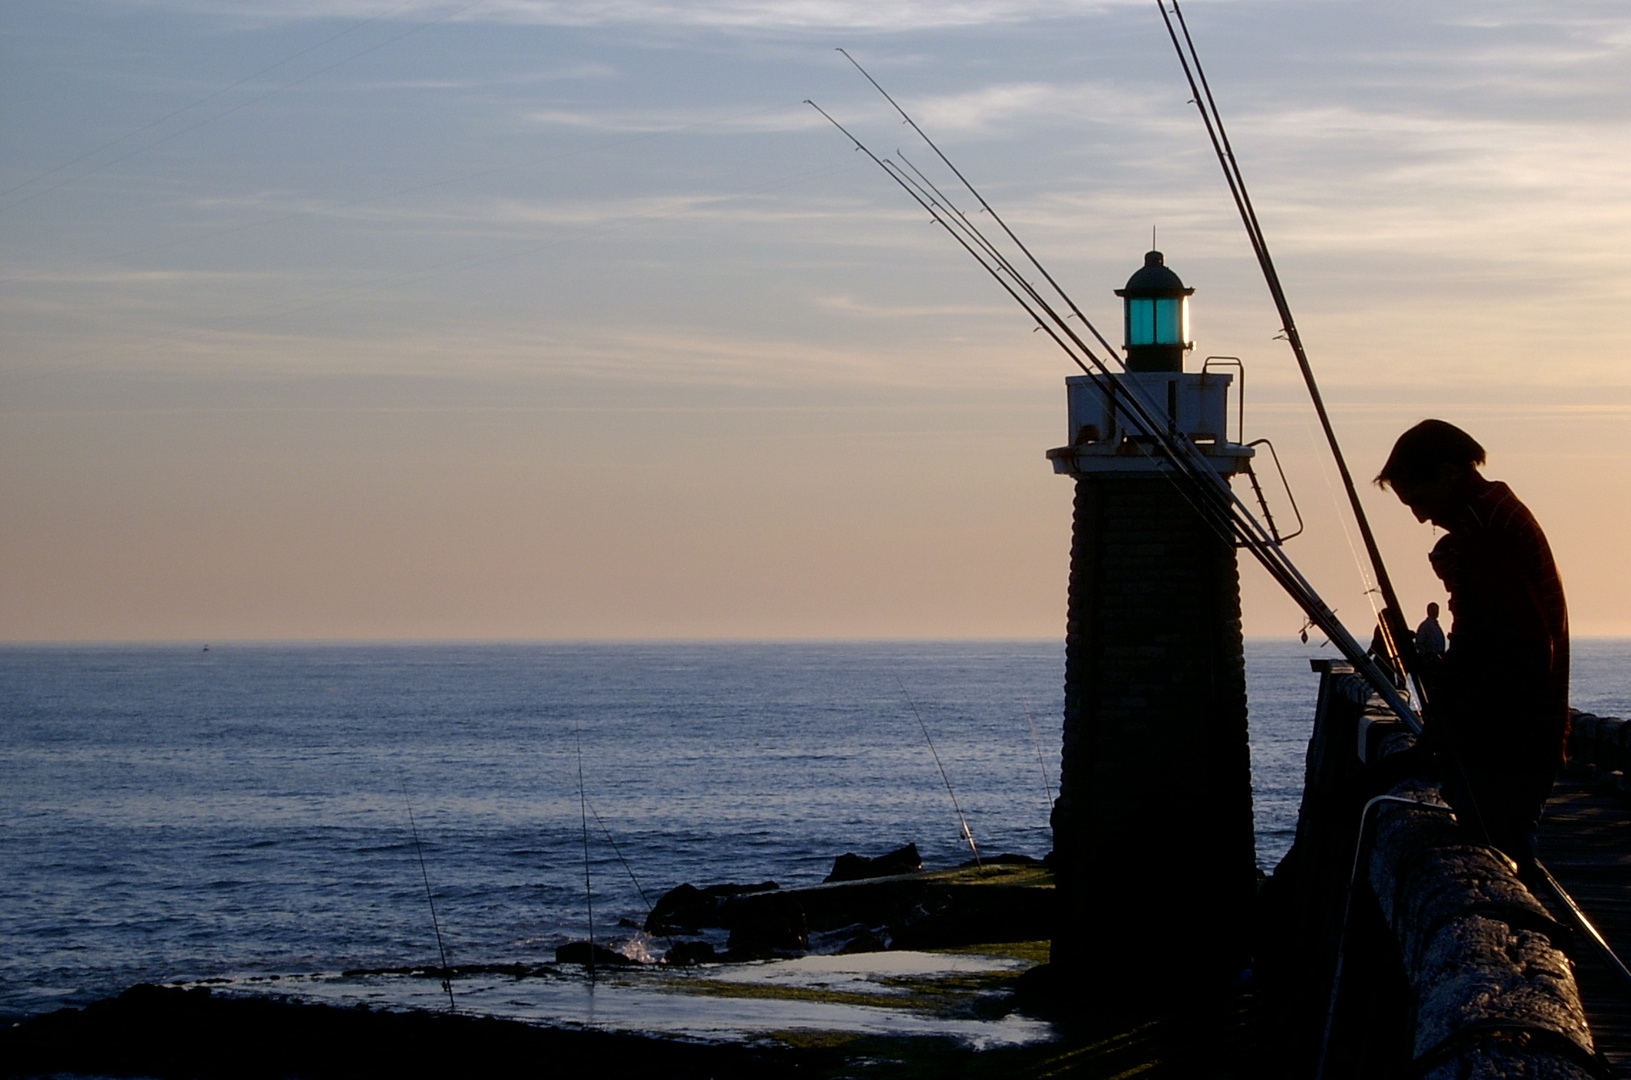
top-left (1365, 780), bottom-right (1599, 1079)
top-left (1280, 662), bottom-right (1610, 1078)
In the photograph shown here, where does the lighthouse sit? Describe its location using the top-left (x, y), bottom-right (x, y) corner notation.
top-left (1044, 252), bottom-right (1259, 1000)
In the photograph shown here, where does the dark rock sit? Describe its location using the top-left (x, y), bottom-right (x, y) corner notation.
top-left (726, 896), bottom-right (809, 959)
top-left (642, 887), bottom-right (707, 933)
top-left (645, 882), bottom-right (706, 933)
top-left (650, 864), bottom-right (1051, 954)
top-left (554, 941), bottom-right (637, 967)
top-left (661, 940), bottom-right (717, 966)
top-left (644, 881), bottom-right (779, 934)
top-left (824, 843), bottom-right (922, 883)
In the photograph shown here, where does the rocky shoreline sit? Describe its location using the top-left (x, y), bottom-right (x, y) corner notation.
top-left (620, 852), bottom-right (1052, 964)
top-left (1, 852), bottom-right (1275, 1078)
top-left (2, 856), bottom-right (1078, 1079)
top-left (2, 983), bottom-right (819, 1079)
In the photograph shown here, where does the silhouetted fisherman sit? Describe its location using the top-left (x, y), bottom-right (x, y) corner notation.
top-left (1376, 419), bottom-right (1569, 875)
top-left (1415, 602), bottom-right (1446, 657)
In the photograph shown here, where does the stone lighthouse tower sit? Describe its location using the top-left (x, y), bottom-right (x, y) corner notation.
top-left (1044, 251), bottom-right (1259, 1000)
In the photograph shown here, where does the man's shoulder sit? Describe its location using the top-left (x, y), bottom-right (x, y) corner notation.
top-left (1466, 480), bottom-right (1540, 532)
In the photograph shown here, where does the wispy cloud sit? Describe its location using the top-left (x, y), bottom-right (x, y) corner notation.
top-left (116, 0), bottom-right (1137, 31)
top-left (17, 269), bottom-right (280, 285)
top-left (902, 80), bottom-right (1168, 135)
top-left (518, 78), bottom-right (1171, 140)
top-left (355, 61), bottom-right (620, 90)
top-left (521, 101), bottom-right (816, 133)
top-left (811, 294), bottom-right (1013, 318)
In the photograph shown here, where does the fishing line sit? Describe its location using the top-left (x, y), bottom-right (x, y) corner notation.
top-left (1021, 700), bottom-right (1056, 809)
top-left (1299, 409), bottom-right (1385, 629)
top-left (399, 780), bottom-right (456, 1013)
top-left (893, 152), bottom-right (1035, 294)
top-left (574, 731), bottom-right (597, 984)
top-left (585, 795), bottom-right (652, 915)
top-left (0, 0), bottom-right (491, 217)
top-left (897, 677), bottom-right (979, 863)
top-left (1156, 0), bottom-right (1420, 702)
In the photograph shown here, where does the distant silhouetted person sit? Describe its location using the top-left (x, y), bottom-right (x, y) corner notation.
top-left (1416, 602), bottom-right (1446, 657)
top-left (1376, 419), bottom-right (1568, 874)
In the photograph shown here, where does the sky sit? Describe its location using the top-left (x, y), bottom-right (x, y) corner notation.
top-left (3, 0), bottom-right (1630, 641)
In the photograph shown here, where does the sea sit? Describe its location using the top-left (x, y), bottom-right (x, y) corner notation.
top-left (3, 638), bottom-right (1629, 1021)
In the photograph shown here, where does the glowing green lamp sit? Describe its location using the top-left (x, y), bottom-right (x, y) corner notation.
top-left (1115, 250), bottom-right (1194, 373)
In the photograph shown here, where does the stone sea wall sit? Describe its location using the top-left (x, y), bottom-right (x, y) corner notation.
top-left (1366, 781), bottom-right (1597, 1080)
top-left (1278, 663), bottom-right (1601, 1079)
top-left (1567, 711), bottom-right (1631, 792)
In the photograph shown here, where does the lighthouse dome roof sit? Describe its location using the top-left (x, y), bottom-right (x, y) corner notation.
top-left (1117, 250), bottom-right (1192, 297)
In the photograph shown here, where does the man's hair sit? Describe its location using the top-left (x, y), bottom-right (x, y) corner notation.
top-left (1375, 419), bottom-right (1486, 490)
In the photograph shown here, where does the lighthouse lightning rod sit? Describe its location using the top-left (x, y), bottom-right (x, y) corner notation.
top-left (805, 99), bottom-right (1421, 733)
top-left (1156, 0), bottom-right (1424, 708)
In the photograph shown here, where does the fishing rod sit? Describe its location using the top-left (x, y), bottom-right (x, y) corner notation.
top-left (824, 36), bottom-right (1631, 1013)
top-left (820, 70), bottom-right (1631, 996)
top-left (843, 52), bottom-right (1421, 720)
top-left (836, 49), bottom-right (1125, 365)
top-left (574, 733), bottom-right (597, 984)
top-left (814, 64), bottom-right (1388, 685)
top-left (1158, 4), bottom-right (1631, 997)
top-left (807, 91), bottom-right (1420, 733)
top-left (1155, 0), bottom-right (1422, 704)
top-left (897, 678), bottom-right (980, 863)
top-left (400, 782), bottom-right (456, 1013)
top-left (822, 93), bottom-right (1405, 722)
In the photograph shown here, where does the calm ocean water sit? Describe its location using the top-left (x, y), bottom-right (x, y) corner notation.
top-left (3, 638), bottom-right (1628, 1019)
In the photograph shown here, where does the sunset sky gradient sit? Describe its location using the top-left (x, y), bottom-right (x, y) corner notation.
top-left (4, 0), bottom-right (1630, 640)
